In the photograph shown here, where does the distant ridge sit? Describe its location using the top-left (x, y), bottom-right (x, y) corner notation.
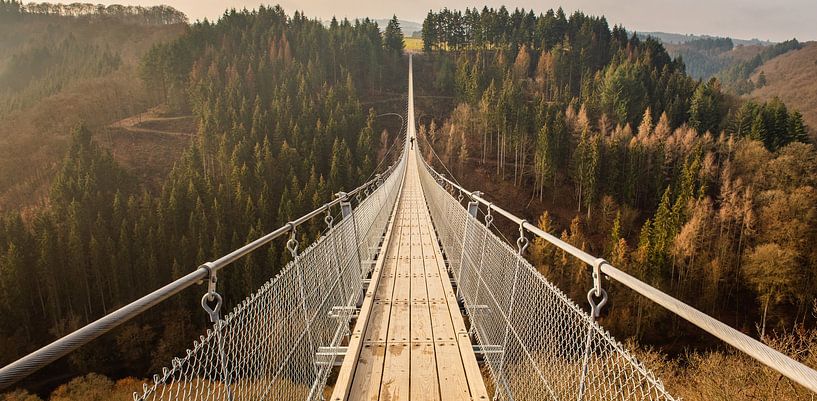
top-left (747, 41), bottom-right (817, 133)
top-left (374, 19), bottom-right (421, 36)
top-left (637, 31), bottom-right (774, 46)
top-left (345, 22), bottom-right (776, 47)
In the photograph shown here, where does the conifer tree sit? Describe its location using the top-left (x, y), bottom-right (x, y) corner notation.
top-left (689, 78), bottom-right (725, 134)
top-left (383, 15), bottom-right (405, 56)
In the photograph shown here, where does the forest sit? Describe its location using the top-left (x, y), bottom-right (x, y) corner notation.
top-left (716, 39), bottom-right (803, 94)
top-left (0, 4), bottom-right (406, 398)
top-left (0, 1), bottom-right (187, 25)
top-left (0, 0), bottom-right (188, 212)
top-left (415, 6), bottom-right (815, 399)
top-left (664, 37), bottom-right (735, 79)
top-left (0, 3), bottom-right (815, 401)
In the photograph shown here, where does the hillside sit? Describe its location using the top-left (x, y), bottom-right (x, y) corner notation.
top-left (0, 5), bottom-right (187, 212)
top-left (637, 31), bottom-right (772, 46)
top-left (662, 40), bottom-right (764, 79)
top-left (417, 6), bottom-right (816, 398)
top-left (0, 3), bottom-right (815, 400)
top-left (0, 5), bottom-right (408, 395)
top-left (747, 41), bottom-right (817, 134)
top-left (374, 18), bottom-right (421, 36)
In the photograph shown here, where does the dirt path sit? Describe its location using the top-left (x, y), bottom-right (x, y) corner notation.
top-left (110, 108), bottom-right (195, 137)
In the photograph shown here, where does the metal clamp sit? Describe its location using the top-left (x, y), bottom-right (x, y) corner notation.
top-left (485, 202), bottom-right (493, 227)
top-left (200, 262), bottom-right (222, 323)
top-left (516, 220), bottom-right (529, 255)
top-left (286, 222), bottom-right (299, 257)
top-left (466, 191), bottom-right (482, 217)
top-left (587, 258), bottom-right (609, 318)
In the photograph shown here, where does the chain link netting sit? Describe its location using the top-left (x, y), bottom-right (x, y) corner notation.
top-left (417, 157), bottom-right (677, 401)
top-left (136, 152), bottom-right (406, 401)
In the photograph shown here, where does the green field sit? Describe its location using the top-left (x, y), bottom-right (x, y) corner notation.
top-left (404, 37), bottom-right (423, 52)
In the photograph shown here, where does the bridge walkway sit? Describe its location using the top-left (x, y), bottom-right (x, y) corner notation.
top-left (330, 145), bottom-right (488, 401)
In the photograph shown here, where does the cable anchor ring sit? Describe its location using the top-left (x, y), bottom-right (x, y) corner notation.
top-left (324, 210), bottom-right (334, 228)
top-left (516, 220), bottom-right (529, 255)
top-left (201, 292), bottom-right (223, 323)
top-left (199, 262), bottom-right (222, 323)
top-left (587, 258), bottom-right (610, 318)
top-left (587, 288), bottom-right (608, 319)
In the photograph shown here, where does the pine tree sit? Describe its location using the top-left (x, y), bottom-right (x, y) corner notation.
top-left (383, 15), bottom-right (405, 56)
top-left (650, 186), bottom-right (675, 274)
top-left (787, 110), bottom-right (808, 144)
top-left (635, 218), bottom-right (652, 275)
top-left (756, 70), bottom-right (766, 87)
top-left (689, 78), bottom-right (725, 134)
top-left (421, 11), bottom-right (437, 52)
top-left (750, 111), bottom-right (766, 143)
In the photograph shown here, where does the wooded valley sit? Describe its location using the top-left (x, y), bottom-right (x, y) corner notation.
top-left (415, 7), bottom-right (816, 399)
top-left (0, 2), bottom-right (815, 400)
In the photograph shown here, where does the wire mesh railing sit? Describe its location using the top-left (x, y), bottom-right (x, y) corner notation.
top-left (134, 149), bottom-right (406, 401)
top-left (417, 153), bottom-right (676, 401)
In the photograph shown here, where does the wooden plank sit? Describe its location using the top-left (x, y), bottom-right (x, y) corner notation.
top-left (363, 301), bottom-right (390, 343)
top-left (379, 342), bottom-right (410, 401)
top-left (337, 146), bottom-right (490, 401)
top-left (349, 215), bottom-right (404, 399)
top-left (429, 301), bottom-right (456, 342)
top-left (410, 231), bottom-right (433, 341)
top-left (379, 183), bottom-right (413, 400)
top-left (348, 343), bottom-right (387, 401)
top-left (386, 301), bottom-right (410, 343)
top-left (434, 341), bottom-right (471, 400)
top-left (330, 170), bottom-right (406, 401)
top-left (410, 342), bottom-right (440, 401)
top-left (456, 331), bottom-right (491, 401)
top-left (409, 301), bottom-right (433, 343)
top-left (425, 211), bottom-right (491, 401)
top-left (387, 200), bottom-right (411, 345)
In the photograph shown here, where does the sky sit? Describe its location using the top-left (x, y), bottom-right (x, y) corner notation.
top-left (64, 0), bottom-right (817, 42)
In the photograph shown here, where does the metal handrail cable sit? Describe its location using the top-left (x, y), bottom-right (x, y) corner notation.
top-left (0, 155), bottom-right (404, 391)
top-left (418, 153), bottom-right (817, 394)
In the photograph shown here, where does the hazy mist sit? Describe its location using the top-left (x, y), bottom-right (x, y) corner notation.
top-left (46, 0), bottom-right (817, 42)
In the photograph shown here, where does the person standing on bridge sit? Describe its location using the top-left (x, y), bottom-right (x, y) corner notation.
top-left (410, 136), bottom-right (414, 149)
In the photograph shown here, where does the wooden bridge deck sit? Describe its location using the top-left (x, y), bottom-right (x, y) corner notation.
top-left (330, 149), bottom-right (489, 401)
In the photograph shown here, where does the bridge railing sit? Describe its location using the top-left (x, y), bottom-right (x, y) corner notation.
top-left (417, 152), bottom-right (675, 400)
top-left (0, 141), bottom-right (407, 396)
top-left (132, 147), bottom-right (406, 401)
top-left (417, 148), bottom-right (817, 397)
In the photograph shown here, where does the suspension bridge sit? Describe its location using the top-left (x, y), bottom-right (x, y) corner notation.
top-left (1, 55), bottom-right (816, 400)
